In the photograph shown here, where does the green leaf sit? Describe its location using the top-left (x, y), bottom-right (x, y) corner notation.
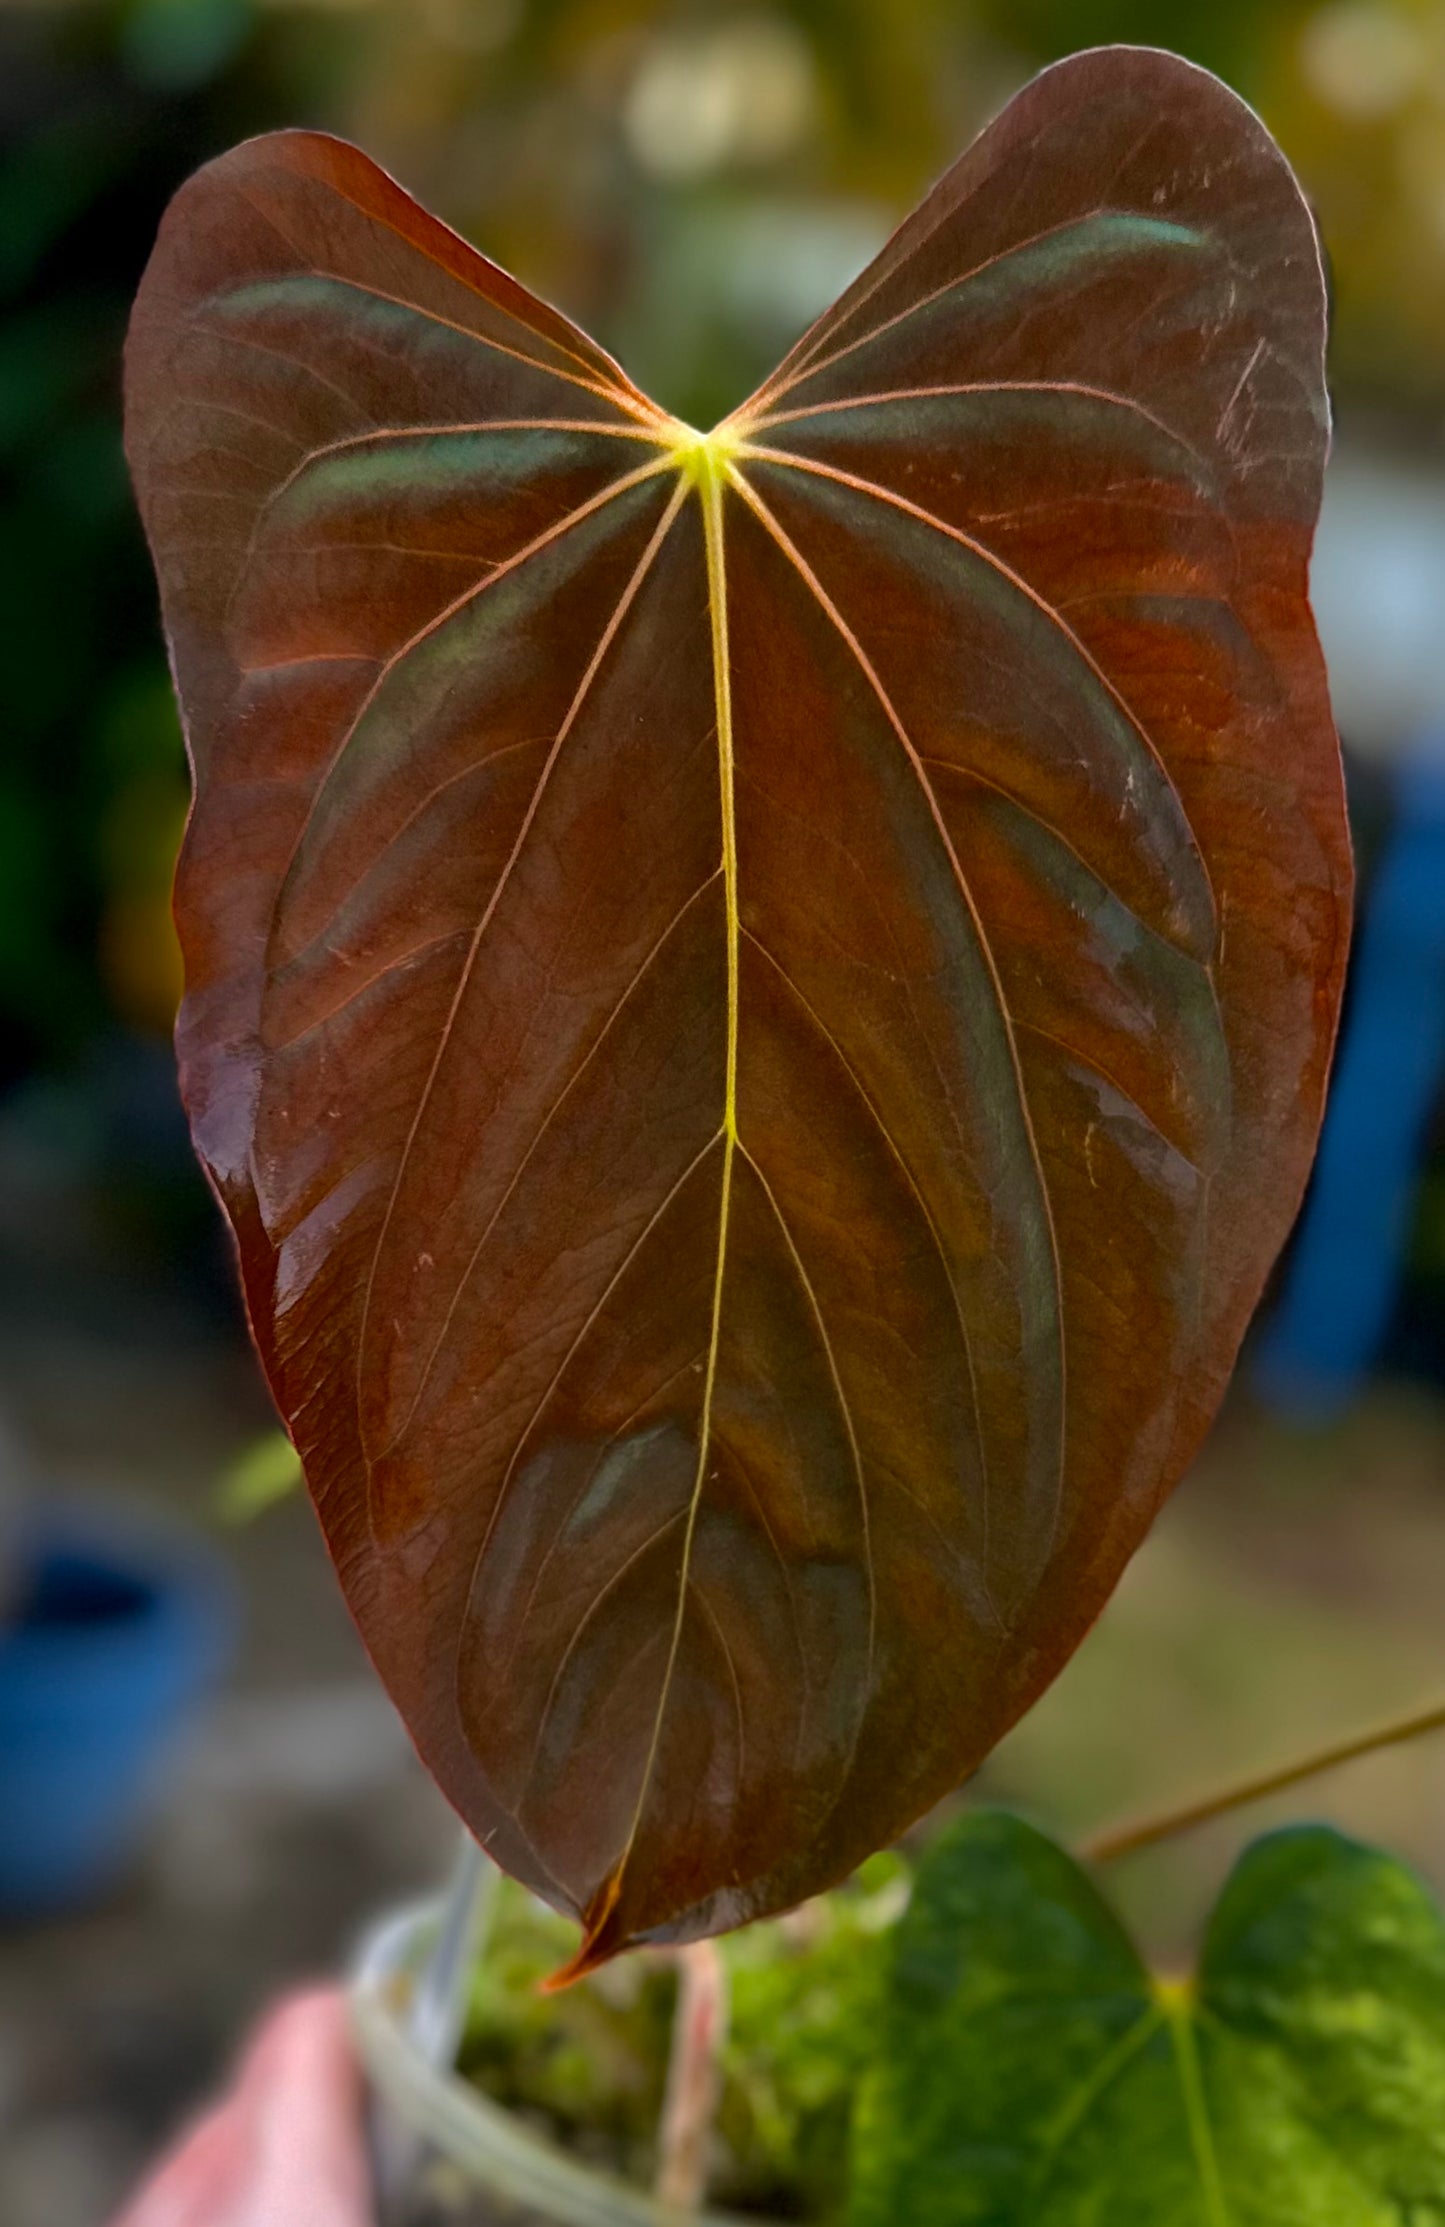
top-left (849, 1811), bottom-right (1445, 2225)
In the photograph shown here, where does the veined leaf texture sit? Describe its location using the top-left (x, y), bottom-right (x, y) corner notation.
top-left (850, 1815), bottom-right (1445, 2223)
top-left (125, 48), bottom-right (1350, 1964)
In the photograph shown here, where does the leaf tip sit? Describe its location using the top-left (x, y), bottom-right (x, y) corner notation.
top-left (542, 1870), bottom-right (628, 1991)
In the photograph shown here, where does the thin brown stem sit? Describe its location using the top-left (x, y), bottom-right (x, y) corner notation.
top-left (1082, 1699), bottom-right (1445, 1865)
top-left (655, 1939), bottom-right (729, 2213)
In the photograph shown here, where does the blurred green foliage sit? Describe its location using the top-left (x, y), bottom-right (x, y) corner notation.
top-left (213, 1428), bottom-right (302, 1521)
top-left (4, 0), bottom-right (1445, 1087)
top-left (454, 1813), bottom-right (1445, 2217)
top-left (459, 1853), bottom-right (906, 2215)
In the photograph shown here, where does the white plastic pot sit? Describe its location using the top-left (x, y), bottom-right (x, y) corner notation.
top-left (349, 1899), bottom-right (783, 2227)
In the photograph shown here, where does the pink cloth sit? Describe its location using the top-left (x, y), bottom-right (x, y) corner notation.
top-left (111, 1988), bottom-right (372, 2227)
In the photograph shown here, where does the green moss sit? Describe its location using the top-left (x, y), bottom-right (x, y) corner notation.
top-left (456, 1853), bottom-right (907, 2219)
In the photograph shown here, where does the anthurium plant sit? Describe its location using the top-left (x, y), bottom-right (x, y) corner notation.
top-left (124, 37), bottom-right (1445, 2219)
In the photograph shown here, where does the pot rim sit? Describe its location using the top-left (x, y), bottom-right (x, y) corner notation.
top-left (349, 1895), bottom-right (788, 2227)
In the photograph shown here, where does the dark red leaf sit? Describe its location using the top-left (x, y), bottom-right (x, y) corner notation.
top-left (124, 50), bottom-right (1350, 1965)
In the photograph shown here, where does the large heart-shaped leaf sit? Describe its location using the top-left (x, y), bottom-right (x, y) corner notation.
top-left (124, 47), bottom-right (1350, 1964)
top-left (850, 1811), bottom-right (1445, 2223)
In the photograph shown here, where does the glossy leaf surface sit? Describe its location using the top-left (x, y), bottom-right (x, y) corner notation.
top-left (850, 1812), bottom-right (1445, 2223)
top-left (124, 48), bottom-right (1350, 1962)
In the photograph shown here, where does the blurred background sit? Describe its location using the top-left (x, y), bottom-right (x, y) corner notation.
top-left (4, 1), bottom-right (1445, 2221)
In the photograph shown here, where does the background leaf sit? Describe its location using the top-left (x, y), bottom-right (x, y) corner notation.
top-left (850, 1811), bottom-right (1445, 2225)
top-left (124, 50), bottom-right (1350, 1962)
top-left (213, 1429), bottom-right (303, 1523)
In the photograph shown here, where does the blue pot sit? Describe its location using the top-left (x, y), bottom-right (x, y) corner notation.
top-left (0, 1499), bottom-right (238, 1914)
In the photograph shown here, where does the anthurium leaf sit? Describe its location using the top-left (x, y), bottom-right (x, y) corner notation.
top-left (850, 1812), bottom-right (1445, 2225)
top-left (122, 47), bottom-right (1351, 1965)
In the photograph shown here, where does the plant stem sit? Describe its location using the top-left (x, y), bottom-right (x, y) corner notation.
top-left (656, 1940), bottom-right (728, 2214)
top-left (1082, 1698), bottom-right (1445, 1864)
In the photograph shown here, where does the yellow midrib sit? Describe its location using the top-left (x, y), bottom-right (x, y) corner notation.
top-left (702, 456), bottom-right (741, 1145)
top-left (586, 425), bottom-right (741, 1951)
top-left (682, 433), bottom-right (740, 1623)
top-left (1157, 1981), bottom-right (1233, 2227)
